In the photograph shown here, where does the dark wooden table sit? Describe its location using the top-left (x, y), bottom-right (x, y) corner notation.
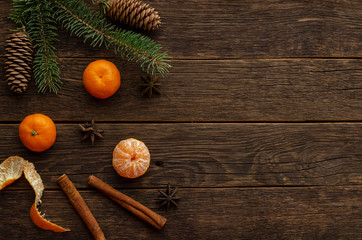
top-left (0, 0), bottom-right (361, 239)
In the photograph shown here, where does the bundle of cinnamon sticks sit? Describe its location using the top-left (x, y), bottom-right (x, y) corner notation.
top-left (57, 174), bottom-right (167, 240)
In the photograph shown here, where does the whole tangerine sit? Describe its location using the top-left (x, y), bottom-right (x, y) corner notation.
top-left (83, 59), bottom-right (121, 99)
top-left (113, 138), bottom-right (151, 179)
top-left (19, 113), bottom-right (56, 152)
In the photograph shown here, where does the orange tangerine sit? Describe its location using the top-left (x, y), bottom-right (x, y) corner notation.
top-left (113, 138), bottom-right (150, 179)
top-left (83, 59), bottom-right (121, 99)
top-left (19, 113), bottom-right (56, 152)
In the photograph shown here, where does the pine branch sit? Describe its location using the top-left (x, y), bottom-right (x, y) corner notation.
top-left (91, 0), bottom-right (110, 16)
top-left (9, 0), bottom-right (28, 27)
top-left (53, 0), bottom-right (171, 76)
top-left (27, 0), bottom-right (61, 93)
top-left (10, 0), bottom-right (62, 93)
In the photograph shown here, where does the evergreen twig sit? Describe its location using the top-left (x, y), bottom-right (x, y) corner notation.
top-left (92, 0), bottom-right (110, 16)
top-left (9, 0), bottom-right (28, 27)
top-left (11, 0), bottom-right (61, 93)
top-left (53, 0), bottom-right (171, 76)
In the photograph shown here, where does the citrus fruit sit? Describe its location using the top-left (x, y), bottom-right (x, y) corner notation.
top-left (19, 113), bottom-right (56, 152)
top-left (0, 156), bottom-right (69, 232)
top-left (113, 138), bottom-right (151, 179)
top-left (83, 59), bottom-right (121, 99)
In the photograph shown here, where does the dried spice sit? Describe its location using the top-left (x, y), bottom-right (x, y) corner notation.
top-left (88, 175), bottom-right (167, 230)
top-left (159, 183), bottom-right (180, 210)
top-left (58, 174), bottom-right (104, 238)
top-left (140, 75), bottom-right (161, 98)
top-left (79, 119), bottom-right (104, 145)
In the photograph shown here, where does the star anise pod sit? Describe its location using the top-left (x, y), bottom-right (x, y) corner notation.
top-left (159, 183), bottom-right (180, 210)
top-left (139, 75), bottom-right (161, 98)
top-left (79, 119), bottom-right (104, 145)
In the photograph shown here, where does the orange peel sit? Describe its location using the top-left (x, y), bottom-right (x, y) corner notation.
top-left (0, 156), bottom-right (69, 232)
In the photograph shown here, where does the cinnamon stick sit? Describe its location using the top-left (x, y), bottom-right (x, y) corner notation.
top-left (88, 175), bottom-right (167, 230)
top-left (57, 174), bottom-right (106, 240)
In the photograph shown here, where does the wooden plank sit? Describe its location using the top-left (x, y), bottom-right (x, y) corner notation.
top-left (0, 186), bottom-right (360, 239)
top-left (1, 59), bottom-right (362, 121)
top-left (1, 0), bottom-right (362, 58)
top-left (0, 123), bottom-right (360, 189)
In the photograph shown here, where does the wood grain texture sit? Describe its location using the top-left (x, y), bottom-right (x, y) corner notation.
top-left (0, 59), bottom-right (361, 121)
top-left (0, 123), bottom-right (360, 189)
top-left (0, 186), bottom-right (360, 239)
top-left (0, 0), bottom-right (361, 238)
top-left (1, 0), bottom-right (362, 59)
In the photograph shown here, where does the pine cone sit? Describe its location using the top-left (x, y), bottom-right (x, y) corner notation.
top-left (107, 0), bottom-right (161, 31)
top-left (4, 31), bottom-right (33, 94)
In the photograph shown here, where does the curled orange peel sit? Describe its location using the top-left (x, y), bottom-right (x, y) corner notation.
top-left (0, 156), bottom-right (69, 232)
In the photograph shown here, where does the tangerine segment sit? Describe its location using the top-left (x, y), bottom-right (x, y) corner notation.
top-left (0, 156), bottom-right (69, 232)
top-left (30, 203), bottom-right (69, 232)
top-left (113, 138), bottom-right (151, 179)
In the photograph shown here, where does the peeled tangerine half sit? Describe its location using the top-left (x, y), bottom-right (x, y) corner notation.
top-left (113, 138), bottom-right (151, 179)
top-left (0, 156), bottom-right (69, 232)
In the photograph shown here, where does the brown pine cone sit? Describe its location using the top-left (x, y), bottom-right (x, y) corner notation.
top-left (4, 31), bottom-right (33, 94)
top-left (107, 0), bottom-right (161, 31)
